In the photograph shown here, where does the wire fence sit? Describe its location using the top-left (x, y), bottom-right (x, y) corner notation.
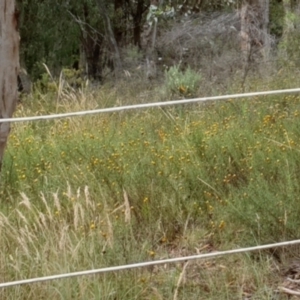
top-left (1, 87), bottom-right (300, 289)
top-left (1, 239), bottom-right (300, 288)
top-left (2, 87), bottom-right (300, 123)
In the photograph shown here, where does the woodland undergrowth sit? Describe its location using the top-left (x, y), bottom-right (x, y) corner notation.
top-left (1, 68), bottom-right (300, 299)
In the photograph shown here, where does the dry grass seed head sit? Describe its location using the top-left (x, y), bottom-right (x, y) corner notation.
top-left (84, 186), bottom-right (95, 211)
top-left (16, 236), bottom-right (30, 257)
top-left (16, 209), bottom-right (28, 225)
top-left (22, 225), bottom-right (38, 244)
top-left (106, 213), bottom-right (114, 249)
top-left (66, 182), bottom-right (72, 199)
top-left (19, 192), bottom-right (32, 210)
top-left (0, 213), bottom-right (18, 233)
top-left (53, 191), bottom-right (61, 212)
top-left (73, 202), bottom-right (85, 230)
top-left (70, 238), bottom-right (83, 260)
top-left (40, 192), bottom-right (53, 221)
top-left (42, 63), bottom-right (55, 83)
top-left (37, 211), bottom-right (48, 230)
top-left (19, 227), bottom-right (37, 254)
top-left (123, 189), bottom-right (131, 223)
top-left (76, 187), bottom-right (81, 200)
top-left (56, 71), bottom-right (64, 102)
top-left (59, 225), bottom-right (69, 251)
top-left (0, 215), bottom-right (4, 228)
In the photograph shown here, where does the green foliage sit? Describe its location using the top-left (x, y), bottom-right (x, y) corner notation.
top-left (123, 45), bottom-right (143, 69)
top-left (4, 1), bottom-right (300, 298)
top-left (33, 72), bottom-right (57, 94)
top-left (17, 0), bottom-right (100, 80)
top-left (278, 11), bottom-right (300, 68)
top-left (165, 65), bottom-right (201, 98)
top-left (62, 68), bottom-right (85, 88)
top-left (1, 68), bottom-right (300, 298)
top-left (269, 0), bottom-right (285, 38)
top-left (33, 67), bottom-right (86, 95)
top-left (16, 0), bottom-right (295, 86)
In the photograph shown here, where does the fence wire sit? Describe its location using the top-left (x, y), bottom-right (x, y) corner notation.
top-left (1, 239), bottom-right (300, 288)
top-left (2, 87), bottom-right (300, 123)
top-left (1, 87), bottom-right (300, 289)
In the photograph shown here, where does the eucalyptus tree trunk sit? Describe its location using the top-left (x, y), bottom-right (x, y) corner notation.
top-left (0, 0), bottom-right (19, 170)
top-left (96, 0), bottom-right (122, 74)
top-left (261, 0), bottom-right (270, 60)
top-left (132, 0), bottom-right (146, 49)
top-left (240, 0), bottom-right (270, 87)
top-left (240, 0), bottom-right (270, 61)
top-left (114, 0), bottom-right (125, 46)
top-left (143, 0), bottom-right (159, 80)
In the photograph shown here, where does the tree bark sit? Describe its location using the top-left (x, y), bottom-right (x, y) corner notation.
top-left (96, 0), bottom-right (122, 74)
top-left (261, 0), bottom-right (270, 60)
top-left (132, 0), bottom-right (145, 49)
top-left (240, 0), bottom-right (270, 61)
top-left (143, 0), bottom-right (159, 80)
top-left (114, 0), bottom-right (125, 46)
top-left (0, 1), bottom-right (19, 170)
top-left (82, 2), bottom-right (103, 79)
top-left (240, 0), bottom-right (270, 88)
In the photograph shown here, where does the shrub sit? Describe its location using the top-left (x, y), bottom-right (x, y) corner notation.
top-left (165, 65), bottom-right (201, 98)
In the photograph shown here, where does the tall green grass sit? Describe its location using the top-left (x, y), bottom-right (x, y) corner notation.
top-left (0, 71), bottom-right (300, 299)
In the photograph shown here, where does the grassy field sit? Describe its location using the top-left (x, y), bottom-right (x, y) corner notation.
top-left (1, 70), bottom-right (300, 299)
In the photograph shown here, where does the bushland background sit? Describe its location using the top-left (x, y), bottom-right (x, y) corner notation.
top-left (2, 0), bottom-right (300, 299)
